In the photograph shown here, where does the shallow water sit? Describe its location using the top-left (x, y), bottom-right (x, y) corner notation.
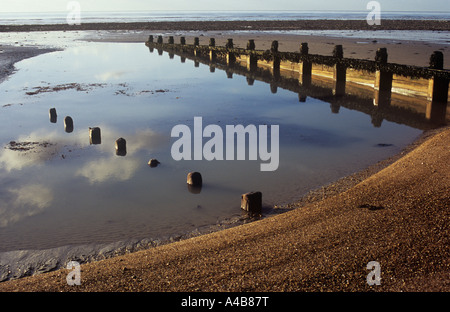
top-left (0, 41), bottom-right (423, 257)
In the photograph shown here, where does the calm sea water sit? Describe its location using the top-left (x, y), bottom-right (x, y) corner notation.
top-left (0, 10), bottom-right (449, 25)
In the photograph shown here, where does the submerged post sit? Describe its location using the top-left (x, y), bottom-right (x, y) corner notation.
top-left (299, 42), bottom-right (312, 87)
top-left (332, 45), bottom-right (346, 96)
top-left (373, 48), bottom-right (393, 107)
top-left (426, 51), bottom-right (449, 124)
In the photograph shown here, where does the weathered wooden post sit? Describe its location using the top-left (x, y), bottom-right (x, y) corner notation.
top-left (148, 35), bottom-right (154, 43)
top-left (426, 51), bottom-right (449, 124)
top-left (226, 38), bottom-right (234, 49)
top-left (168, 36), bottom-right (174, 44)
top-left (246, 40), bottom-right (257, 72)
top-left (49, 108), bottom-right (57, 123)
top-left (209, 38), bottom-right (216, 61)
top-left (169, 52), bottom-right (174, 59)
top-left (180, 56), bottom-right (186, 63)
top-left (332, 45), bottom-right (346, 96)
top-left (115, 138), bottom-right (127, 156)
top-left (194, 37), bottom-right (201, 57)
top-left (247, 39), bottom-right (255, 50)
top-left (226, 38), bottom-right (236, 65)
top-left (299, 42), bottom-right (312, 87)
top-left (241, 191), bottom-right (262, 216)
top-left (373, 48), bottom-right (393, 107)
top-left (270, 40), bottom-right (281, 79)
top-left (180, 37), bottom-right (186, 45)
top-left (187, 172), bottom-right (202, 194)
top-left (64, 116), bottom-right (73, 133)
top-left (89, 127), bottom-right (101, 145)
top-left (157, 35), bottom-right (163, 44)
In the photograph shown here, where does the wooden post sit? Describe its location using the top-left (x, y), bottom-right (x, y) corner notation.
top-left (227, 52), bottom-right (236, 65)
top-left (180, 37), bottom-right (186, 45)
top-left (270, 41), bottom-right (281, 79)
top-left (246, 39), bottom-right (257, 71)
top-left (187, 172), bottom-right (202, 187)
top-left (226, 39), bottom-right (234, 49)
top-left (148, 35), bottom-right (154, 43)
top-left (426, 51), bottom-right (449, 124)
top-left (157, 35), bottom-right (163, 44)
top-left (247, 39), bottom-right (255, 50)
top-left (168, 36), bottom-right (174, 44)
top-left (247, 53), bottom-right (258, 71)
top-left (373, 48), bottom-right (393, 107)
top-left (64, 116), bottom-right (73, 133)
top-left (49, 108), bottom-right (57, 123)
top-left (332, 45), bottom-right (346, 96)
top-left (89, 127), bottom-right (101, 145)
top-left (299, 42), bottom-right (312, 87)
top-left (115, 138), bottom-right (127, 156)
top-left (194, 37), bottom-right (200, 46)
top-left (209, 38), bottom-right (216, 61)
top-left (241, 192), bottom-right (262, 216)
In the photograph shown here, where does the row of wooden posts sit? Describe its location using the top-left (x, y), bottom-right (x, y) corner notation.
top-left (147, 35), bottom-right (449, 124)
top-left (50, 107), bottom-right (262, 215)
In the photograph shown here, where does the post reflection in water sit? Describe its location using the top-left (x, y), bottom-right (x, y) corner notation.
top-left (147, 37), bottom-right (448, 130)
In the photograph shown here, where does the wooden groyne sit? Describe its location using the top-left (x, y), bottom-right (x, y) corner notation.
top-left (146, 35), bottom-right (449, 127)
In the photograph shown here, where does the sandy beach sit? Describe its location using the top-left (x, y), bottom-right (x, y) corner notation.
top-left (0, 20), bottom-right (448, 293)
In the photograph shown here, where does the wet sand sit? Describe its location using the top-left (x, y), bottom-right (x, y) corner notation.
top-left (0, 20), bottom-right (449, 292)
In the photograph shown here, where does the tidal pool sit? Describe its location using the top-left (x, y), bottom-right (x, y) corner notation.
top-left (0, 42), bottom-right (422, 258)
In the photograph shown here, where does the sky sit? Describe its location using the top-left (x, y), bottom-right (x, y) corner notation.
top-left (0, 0), bottom-right (448, 13)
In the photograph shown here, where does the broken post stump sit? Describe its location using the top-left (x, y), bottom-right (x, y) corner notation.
top-left (49, 108), bottom-right (57, 123)
top-left (115, 138), bottom-right (127, 156)
top-left (64, 116), bottom-right (73, 133)
top-left (89, 127), bottom-right (101, 145)
top-left (187, 172), bottom-right (202, 194)
top-left (187, 172), bottom-right (202, 186)
top-left (241, 192), bottom-right (262, 215)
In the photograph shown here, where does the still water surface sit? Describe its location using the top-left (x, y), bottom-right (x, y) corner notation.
top-left (0, 42), bottom-right (422, 253)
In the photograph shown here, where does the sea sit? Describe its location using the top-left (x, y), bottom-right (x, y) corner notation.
top-left (0, 10), bottom-right (449, 25)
